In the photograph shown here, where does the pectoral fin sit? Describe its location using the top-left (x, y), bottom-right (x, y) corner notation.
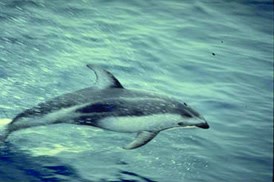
top-left (123, 131), bottom-right (159, 150)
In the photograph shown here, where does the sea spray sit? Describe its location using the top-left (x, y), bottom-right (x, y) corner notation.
top-left (0, 119), bottom-right (11, 142)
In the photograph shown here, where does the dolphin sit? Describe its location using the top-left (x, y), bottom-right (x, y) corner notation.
top-left (0, 64), bottom-right (209, 149)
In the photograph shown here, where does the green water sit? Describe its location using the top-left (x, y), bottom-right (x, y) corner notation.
top-left (0, 0), bottom-right (273, 181)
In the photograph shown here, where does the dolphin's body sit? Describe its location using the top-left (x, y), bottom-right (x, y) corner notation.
top-left (0, 65), bottom-right (209, 149)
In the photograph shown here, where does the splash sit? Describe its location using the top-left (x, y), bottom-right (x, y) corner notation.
top-left (0, 118), bottom-right (11, 142)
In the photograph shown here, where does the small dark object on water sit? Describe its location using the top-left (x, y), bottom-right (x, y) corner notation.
top-left (212, 53), bottom-right (215, 56)
top-left (221, 41), bottom-right (223, 43)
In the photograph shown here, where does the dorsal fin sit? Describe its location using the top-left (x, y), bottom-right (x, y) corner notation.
top-left (86, 64), bottom-right (124, 89)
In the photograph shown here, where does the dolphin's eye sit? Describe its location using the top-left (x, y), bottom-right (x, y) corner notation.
top-left (183, 103), bottom-right (187, 106)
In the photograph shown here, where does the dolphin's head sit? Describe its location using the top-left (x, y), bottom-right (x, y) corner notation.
top-left (175, 102), bottom-right (209, 129)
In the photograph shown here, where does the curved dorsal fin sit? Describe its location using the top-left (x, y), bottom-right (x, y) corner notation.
top-left (86, 64), bottom-right (124, 89)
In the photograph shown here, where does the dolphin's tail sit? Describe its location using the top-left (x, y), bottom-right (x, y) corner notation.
top-left (0, 118), bottom-right (11, 142)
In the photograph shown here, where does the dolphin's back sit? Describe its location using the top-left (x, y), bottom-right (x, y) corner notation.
top-left (11, 88), bottom-right (171, 124)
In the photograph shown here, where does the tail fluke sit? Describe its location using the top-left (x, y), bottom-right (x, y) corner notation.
top-left (0, 118), bottom-right (12, 142)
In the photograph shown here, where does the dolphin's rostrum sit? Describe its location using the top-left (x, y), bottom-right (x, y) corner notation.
top-left (0, 65), bottom-right (209, 149)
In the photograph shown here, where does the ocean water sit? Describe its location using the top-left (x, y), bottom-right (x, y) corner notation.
top-left (0, 0), bottom-right (273, 181)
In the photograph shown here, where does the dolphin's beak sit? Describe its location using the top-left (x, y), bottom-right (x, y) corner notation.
top-left (195, 122), bottom-right (210, 129)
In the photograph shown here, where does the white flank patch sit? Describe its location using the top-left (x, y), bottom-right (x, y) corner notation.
top-left (11, 104), bottom-right (87, 129)
top-left (98, 114), bottom-right (182, 133)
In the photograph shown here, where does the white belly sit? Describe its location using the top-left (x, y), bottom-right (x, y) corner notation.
top-left (97, 114), bottom-right (182, 133)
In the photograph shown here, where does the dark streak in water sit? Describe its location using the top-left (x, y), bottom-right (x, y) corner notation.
top-left (0, 143), bottom-right (85, 182)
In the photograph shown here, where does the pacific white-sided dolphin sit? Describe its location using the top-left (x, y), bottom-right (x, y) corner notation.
top-left (0, 65), bottom-right (209, 149)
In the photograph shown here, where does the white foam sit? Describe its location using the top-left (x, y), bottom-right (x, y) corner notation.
top-left (0, 118), bottom-right (12, 126)
top-left (0, 118), bottom-right (11, 141)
